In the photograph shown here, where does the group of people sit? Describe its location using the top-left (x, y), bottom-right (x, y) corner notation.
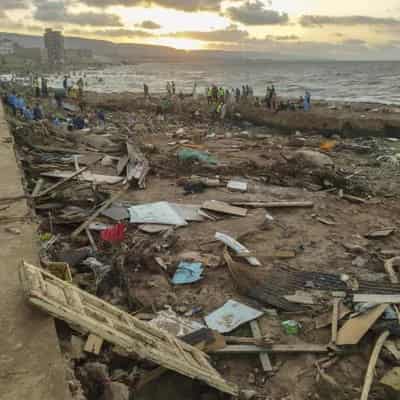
top-left (5, 91), bottom-right (43, 121)
top-left (63, 76), bottom-right (85, 99)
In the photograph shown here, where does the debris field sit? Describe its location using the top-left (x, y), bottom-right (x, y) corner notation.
top-left (5, 91), bottom-right (400, 400)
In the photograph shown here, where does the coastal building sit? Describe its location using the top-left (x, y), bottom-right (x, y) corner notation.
top-left (0, 38), bottom-right (16, 55)
top-left (65, 48), bottom-right (93, 64)
top-left (44, 29), bottom-right (65, 65)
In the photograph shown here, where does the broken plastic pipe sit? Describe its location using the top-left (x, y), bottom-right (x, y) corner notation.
top-left (214, 232), bottom-right (261, 267)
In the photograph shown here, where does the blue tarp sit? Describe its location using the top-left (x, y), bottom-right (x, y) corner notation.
top-left (172, 261), bottom-right (204, 285)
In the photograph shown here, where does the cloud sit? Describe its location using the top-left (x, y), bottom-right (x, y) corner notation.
top-left (2, 0), bottom-right (29, 9)
top-left (167, 25), bottom-right (249, 42)
top-left (265, 34), bottom-right (299, 41)
top-left (33, 0), bottom-right (123, 26)
top-left (136, 20), bottom-right (161, 29)
top-left (79, 0), bottom-right (222, 12)
top-left (91, 28), bottom-right (155, 37)
top-left (300, 15), bottom-right (400, 27)
top-left (225, 0), bottom-right (289, 25)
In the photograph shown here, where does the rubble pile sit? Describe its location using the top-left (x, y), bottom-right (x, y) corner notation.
top-left (5, 90), bottom-right (400, 400)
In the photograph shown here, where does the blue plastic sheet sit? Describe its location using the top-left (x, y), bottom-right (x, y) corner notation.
top-left (172, 261), bottom-right (204, 285)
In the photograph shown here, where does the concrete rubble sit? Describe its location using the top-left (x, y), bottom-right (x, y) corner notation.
top-left (2, 85), bottom-right (400, 400)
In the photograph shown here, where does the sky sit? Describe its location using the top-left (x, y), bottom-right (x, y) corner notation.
top-left (2, 0), bottom-right (400, 59)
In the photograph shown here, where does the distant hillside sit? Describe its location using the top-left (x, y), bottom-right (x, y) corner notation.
top-left (0, 31), bottom-right (245, 62)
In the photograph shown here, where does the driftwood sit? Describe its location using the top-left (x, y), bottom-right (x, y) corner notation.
top-left (360, 330), bottom-right (390, 400)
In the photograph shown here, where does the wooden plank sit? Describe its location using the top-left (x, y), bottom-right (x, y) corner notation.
top-left (34, 158), bottom-right (100, 198)
top-left (84, 333), bottom-right (104, 355)
top-left (31, 178), bottom-right (44, 197)
top-left (250, 320), bottom-right (273, 372)
top-left (19, 261), bottom-right (238, 396)
top-left (336, 304), bottom-right (388, 345)
top-left (353, 294), bottom-right (400, 304)
top-left (360, 330), bottom-right (390, 400)
top-left (230, 201), bottom-right (314, 209)
top-left (211, 344), bottom-right (329, 354)
top-left (202, 200), bottom-right (247, 217)
top-left (71, 188), bottom-right (127, 239)
top-left (285, 292), bottom-right (315, 305)
top-left (331, 298), bottom-right (340, 344)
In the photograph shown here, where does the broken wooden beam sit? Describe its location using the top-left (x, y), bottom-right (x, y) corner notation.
top-left (352, 294), bottom-right (400, 304)
top-left (202, 200), bottom-right (248, 217)
top-left (360, 330), bottom-right (390, 400)
top-left (230, 201), bottom-right (314, 209)
top-left (210, 344), bottom-right (329, 354)
top-left (249, 320), bottom-right (273, 372)
top-left (71, 187), bottom-right (127, 239)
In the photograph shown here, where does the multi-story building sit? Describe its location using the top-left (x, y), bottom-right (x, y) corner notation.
top-left (44, 29), bottom-right (65, 65)
top-left (0, 38), bottom-right (16, 56)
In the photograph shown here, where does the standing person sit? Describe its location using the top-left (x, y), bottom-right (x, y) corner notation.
top-left (33, 76), bottom-right (40, 98)
top-left (166, 81), bottom-right (171, 96)
top-left (206, 87), bottom-right (212, 104)
top-left (143, 83), bottom-right (149, 99)
top-left (63, 76), bottom-right (68, 93)
top-left (171, 81), bottom-right (176, 95)
top-left (77, 77), bottom-right (84, 99)
top-left (41, 77), bottom-right (48, 97)
top-left (97, 109), bottom-right (105, 128)
top-left (211, 85), bottom-right (218, 103)
top-left (192, 82), bottom-right (197, 96)
top-left (235, 88), bottom-right (241, 103)
top-left (304, 90), bottom-right (311, 111)
top-left (266, 86), bottom-right (271, 109)
top-left (270, 85), bottom-right (277, 111)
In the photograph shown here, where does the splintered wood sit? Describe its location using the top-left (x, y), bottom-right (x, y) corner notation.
top-left (19, 261), bottom-right (238, 396)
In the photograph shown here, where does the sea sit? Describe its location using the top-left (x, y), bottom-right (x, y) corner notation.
top-left (5, 60), bottom-right (400, 105)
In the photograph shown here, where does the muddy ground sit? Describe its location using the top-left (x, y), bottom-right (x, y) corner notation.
top-left (4, 89), bottom-right (400, 400)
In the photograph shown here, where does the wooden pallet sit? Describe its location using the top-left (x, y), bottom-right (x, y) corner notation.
top-left (19, 261), bottom-right (238, 396)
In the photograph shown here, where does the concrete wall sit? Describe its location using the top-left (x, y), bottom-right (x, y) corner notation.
top-left (0, 103), bottom-right (70, 400)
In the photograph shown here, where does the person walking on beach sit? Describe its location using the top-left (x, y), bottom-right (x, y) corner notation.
top-left (33, 76), bottom-right (40, 98)
top-left (270, 85), bottom-right (277, 111)
top-left (235, 88), bottom-right (241, 103)
top-left (77, 78), bottom-right (84, 99)
top-left (304, 90), bottom-right (311, 111)
top-left (143, 83), bottom-right (149, 99)
top-left (41, 77), bottom-right (48, 97)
